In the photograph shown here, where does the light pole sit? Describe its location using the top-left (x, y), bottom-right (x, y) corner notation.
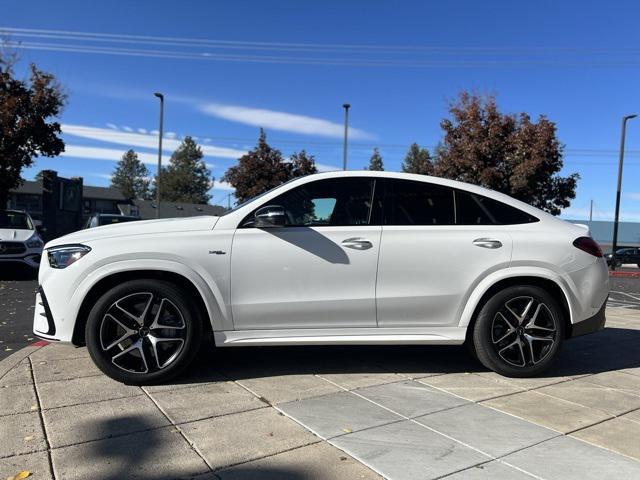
top-left (342, 103), bottom-right (350, 170)
top-left (154, 92), bottom-right (164, 219)
top-left (611, 113), bottom-right (637, 270)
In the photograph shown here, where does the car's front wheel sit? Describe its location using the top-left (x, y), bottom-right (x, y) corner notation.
top-left (86, 279), bottom-right (202, 385)
top-left (472, 286), bottom-right (564, 377)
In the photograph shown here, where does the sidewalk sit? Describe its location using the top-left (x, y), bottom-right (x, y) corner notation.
top-left (1, 307), bottom-right (639, 480)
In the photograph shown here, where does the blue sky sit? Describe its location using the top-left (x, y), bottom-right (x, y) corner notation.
top-left (3, 0), bottom-right (640, 219)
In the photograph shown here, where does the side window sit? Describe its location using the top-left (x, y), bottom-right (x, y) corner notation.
top-left (243, 178), bottom-right (374, 227)
top-left (380, 179), bottom-right (455, 225)
top-left (455, 190), bottom-right (538, 225)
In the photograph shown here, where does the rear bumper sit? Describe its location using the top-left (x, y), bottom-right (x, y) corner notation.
top-left (568, 296), bottom-right (607, 338)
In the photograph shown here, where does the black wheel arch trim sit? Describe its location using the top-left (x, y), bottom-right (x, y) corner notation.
top-left (567, 297), bottom-right (607, 338)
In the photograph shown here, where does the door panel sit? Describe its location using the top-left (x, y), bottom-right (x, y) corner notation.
top-left (231, 226), bottom-right (382, 329)
top-left (376, 226), bottom-right (512, 327)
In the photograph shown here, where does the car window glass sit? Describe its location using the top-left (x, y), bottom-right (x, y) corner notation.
top-left (381, 179), bottom-right (455, 225)
top-left (243, 178), bottom-right (374, 227)
top-left (455, 190), bottom-right (538, 225)
top-left (0, 212), bottom-right (32, 229)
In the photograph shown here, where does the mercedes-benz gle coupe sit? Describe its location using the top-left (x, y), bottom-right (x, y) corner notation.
top-left (33, 171), bottom-right (609, 384)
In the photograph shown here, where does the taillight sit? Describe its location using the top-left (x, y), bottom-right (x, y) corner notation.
top-left (572, 236), bottom-right (603, 257)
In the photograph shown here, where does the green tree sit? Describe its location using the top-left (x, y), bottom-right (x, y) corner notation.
top-left (366, 148), bottom-right (384, 171)
top-left (0, 51), bottom-right (66, 205)
top-left (222, 130), bottom-right (318, 203)
top-left (402, 143), bottom-right (433, 175)
top-left (153, 137), bottom-right (212, 203)
top-left (111, 149), bottom-right (150, 200)
top-left (434, 92), bottom-right (578, 215)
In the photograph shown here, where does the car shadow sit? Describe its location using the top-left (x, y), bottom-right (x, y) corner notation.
top-left (151, 326), bottom-right (640, 387)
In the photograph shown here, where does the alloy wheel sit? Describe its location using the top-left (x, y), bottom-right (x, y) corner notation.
top-left (99, 292), bottom-right (187, 374)
top-left (491, 296), bottom-right (558, 368)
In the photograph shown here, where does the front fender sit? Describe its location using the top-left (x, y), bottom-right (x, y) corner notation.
top-left (68, 258), bottom-right (229, 333)
top-left (457, 266), bottom-right (577, 328)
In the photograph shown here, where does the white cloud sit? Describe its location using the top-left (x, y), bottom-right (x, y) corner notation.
top-left (105, 123), bottom-right (118, 130)
top-left (625, 192), bottom-right (640, 201)
top-left (122, 126), bottom-right (133, 132)
top-left (165, 131), bottom-right (177, 139)
top-left (213, 181), bottom-right (235, 191)
top-left (61, 144), bottom-right (160, 164)
top-left (316, 162), bottom-right (339, 172)
top-left (61, 124), bottom-right (247, 160)
top-left (199, 103), bottom-right (374, 140)
top-left (88, 173), bottom-right (114, 180)
top-left (137, 128), bottom-right (148, 134)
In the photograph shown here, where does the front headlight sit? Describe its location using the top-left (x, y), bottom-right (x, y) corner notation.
top-left (47, 245), bottom-right (92, 269)
top-left (26, 233), bottom-right (44, 249)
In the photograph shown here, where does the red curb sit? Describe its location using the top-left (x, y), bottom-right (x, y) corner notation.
top-left (32, 340), bottom-right (50, 347)
top-left (609, 271), bottom-right (640, 278)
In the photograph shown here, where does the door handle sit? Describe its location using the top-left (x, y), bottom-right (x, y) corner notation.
top-left (473, 238), bottom-right (503, 249)
top-left (341, 238), bottom-right (373, 250)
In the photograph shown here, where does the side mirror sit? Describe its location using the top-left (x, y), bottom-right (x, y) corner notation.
top-left (255, 205), bottom-right (286, 227)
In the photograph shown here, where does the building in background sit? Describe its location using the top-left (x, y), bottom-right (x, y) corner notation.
top-left (7, 170), bottom-right (225, 240)
top-left (569, 219), bottom-right (640, 250)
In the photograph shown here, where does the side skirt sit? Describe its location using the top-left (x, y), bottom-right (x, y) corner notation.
top-left (214, 326), bottom-right (467, 347)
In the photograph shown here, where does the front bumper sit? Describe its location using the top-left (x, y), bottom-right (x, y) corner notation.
top-left (0, 252), bottom-right (42, 269)
top-left (568, 296), bottom-right (607, 338)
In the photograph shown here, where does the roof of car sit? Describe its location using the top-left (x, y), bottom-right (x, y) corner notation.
top-left (94, 214), bottom-right (139, 219)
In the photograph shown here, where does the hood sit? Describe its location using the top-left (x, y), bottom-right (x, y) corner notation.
top-left (46, 216), bottom-right (219, 248)
top-left (0, 228), bottom-right (37, 243)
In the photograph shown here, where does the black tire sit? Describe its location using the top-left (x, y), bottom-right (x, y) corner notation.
top-left (86, 279), bottom-right (202, 385)
top-left (472, 285), bottom-right (564, 377)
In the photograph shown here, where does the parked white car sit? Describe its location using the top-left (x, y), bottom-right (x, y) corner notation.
top-left (0, 210), bottom-right (44, 270)
top-left (33, 171), bottom-right (609, 384)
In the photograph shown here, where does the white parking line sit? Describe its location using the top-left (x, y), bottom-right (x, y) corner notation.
top-left (611, 291), bottom-right (640, 302)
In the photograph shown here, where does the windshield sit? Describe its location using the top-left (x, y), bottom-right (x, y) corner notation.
top-left (221, 178), bottom-right (301, 216)
top-left (0, 211), bottom-right (33, 230)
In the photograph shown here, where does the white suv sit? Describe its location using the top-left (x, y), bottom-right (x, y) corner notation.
top-left (0, 210), bottom-right (44, 270)
top-left (33, 172), bottom-right (609, 384)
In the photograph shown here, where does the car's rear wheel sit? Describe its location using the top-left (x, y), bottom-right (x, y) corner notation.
top-left (472, 285), bottom-right (564, 377)
top-left (86, 279), bottom-right (202, 385)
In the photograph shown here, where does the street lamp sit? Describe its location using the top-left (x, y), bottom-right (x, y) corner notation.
top-left (154, 92), bottom-right (164, 219)
top-left (342, 103), bottom-right (350, 170)
top-left (611, 113), bottom-right (637, 270)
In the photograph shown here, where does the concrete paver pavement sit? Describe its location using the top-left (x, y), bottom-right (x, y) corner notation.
top-left (0, 306), bottom-right (639, 479)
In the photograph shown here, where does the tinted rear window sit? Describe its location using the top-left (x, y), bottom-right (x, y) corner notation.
top-left (377, 179), bottom-right (455, 225)
top-left (455, 190), bottom-right (538, 225)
